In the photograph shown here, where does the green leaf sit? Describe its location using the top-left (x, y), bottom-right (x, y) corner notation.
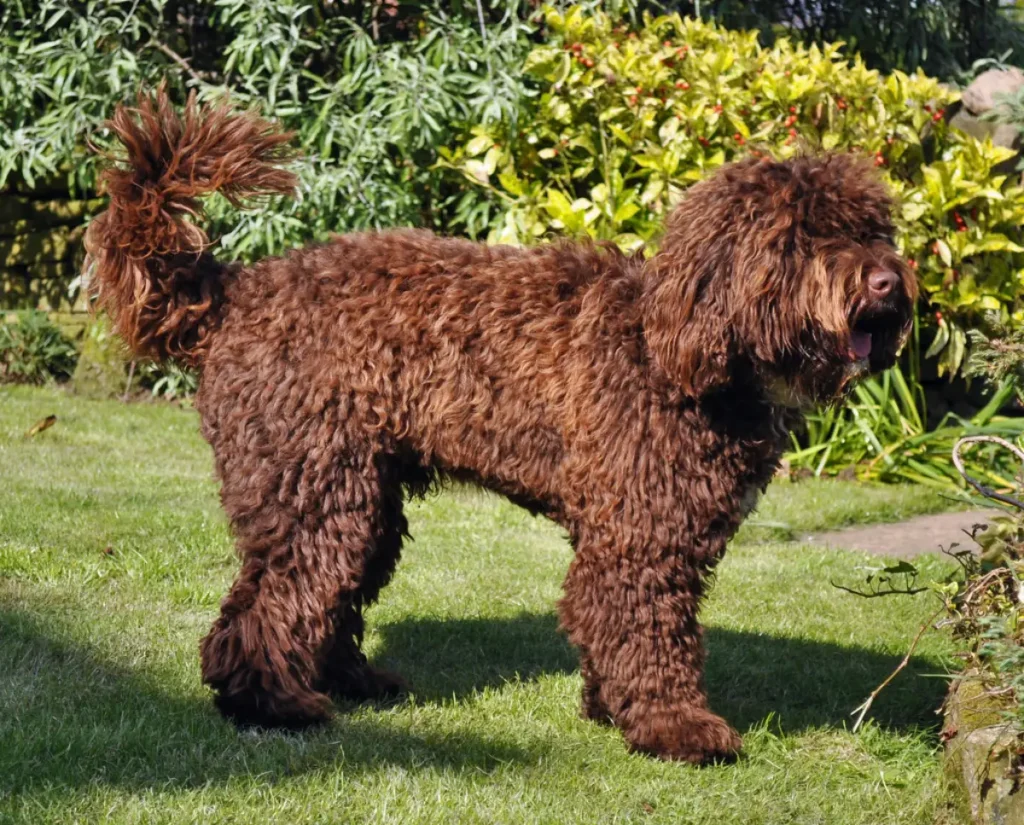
top-left (613, 202), bottom-right (640, 223)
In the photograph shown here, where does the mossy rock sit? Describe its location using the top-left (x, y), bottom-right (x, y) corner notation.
top-left (943, 670), bottom-right (1024, 824)
top-left (71, 316), bottom-right (128, 399)
top-left (49, 311), bottom-right (90, 342)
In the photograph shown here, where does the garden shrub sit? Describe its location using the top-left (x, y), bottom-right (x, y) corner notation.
top-left (0, 309), bottom-right (77, 384)
top-left (138, 361), bottom-right (199, 401)
top-left (445, 7), bottom-right (1024, 378)
top-left (0, 0), bottom-right (535, 261)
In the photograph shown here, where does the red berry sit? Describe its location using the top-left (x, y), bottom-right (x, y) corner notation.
top-left (629, 96), bottom-right (638, 106)
top-left (908, 258), bottom-right (918, 269)
top-left (788, 128), bottom-right (797, 137)
top-left (664, 40), bottom-right (672, 48)
top-left (936, 311), bottom-right (944, 322)
top-left (789, 105), bottom-right (797, 113)
top-left (713, 104), bottom-right (723, 113)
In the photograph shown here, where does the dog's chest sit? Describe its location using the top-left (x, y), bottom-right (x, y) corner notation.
top-left (738, 482), bottom-right (761, 519)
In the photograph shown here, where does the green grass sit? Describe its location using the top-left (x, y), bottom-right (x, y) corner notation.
top-left (0, 385), bottom-right (966, 824)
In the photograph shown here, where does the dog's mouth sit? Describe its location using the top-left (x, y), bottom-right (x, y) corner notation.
top-left (847, 305), bottom-right (906, 370)
top-left (846, 266), bottom-right (912, 370)
top-left (850, 325), bottom-right (873, 361)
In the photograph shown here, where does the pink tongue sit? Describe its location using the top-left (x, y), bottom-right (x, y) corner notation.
top-left (851, 330), bottom-right (873, 359)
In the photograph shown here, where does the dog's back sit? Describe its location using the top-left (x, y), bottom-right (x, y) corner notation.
top-left (200, 225), bottom-right (643, 516)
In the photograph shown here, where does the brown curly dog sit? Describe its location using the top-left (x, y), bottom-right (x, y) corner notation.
top-left (85, 89), bottom-right (916, 764)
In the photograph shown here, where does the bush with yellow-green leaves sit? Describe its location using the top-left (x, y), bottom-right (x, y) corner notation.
top-left (444, 7), bottom-right (1024, 378)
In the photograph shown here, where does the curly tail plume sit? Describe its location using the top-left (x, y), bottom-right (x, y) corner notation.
top-left (84, 85), bottom-right (297, 364)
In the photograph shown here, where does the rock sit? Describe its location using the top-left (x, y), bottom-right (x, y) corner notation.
top-left (71, 316), bottom-right (128, 399)
top-left (49, 311), bottom-right (89, 342)
top-left (948, 68), bottom-right (1024, 178)
top-left (943, 670), bottom-right (1024, 824)
top-left (962, 68), bottom-right (1024, 117)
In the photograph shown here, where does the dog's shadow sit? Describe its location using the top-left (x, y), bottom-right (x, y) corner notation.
top-left (370, 612), bottom-right (947, 732)
top-left (1, 606), bottom-right (946, 797)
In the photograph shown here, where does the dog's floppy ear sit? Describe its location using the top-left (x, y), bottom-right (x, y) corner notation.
top-left (643, 259), bottom-right (734, 397)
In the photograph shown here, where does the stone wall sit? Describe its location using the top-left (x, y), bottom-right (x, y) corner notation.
top-left (0, 176), bottom-right (101, 340)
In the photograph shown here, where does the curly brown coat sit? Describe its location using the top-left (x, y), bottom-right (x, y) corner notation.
top-left (85, 88), bottom-right (916, 763)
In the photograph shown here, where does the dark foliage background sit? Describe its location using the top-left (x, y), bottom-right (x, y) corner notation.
top-left (661, 0), bottom-right (1024, 78)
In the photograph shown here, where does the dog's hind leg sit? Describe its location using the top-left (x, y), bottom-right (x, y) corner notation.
top-left (579, 652), bottom-right (613, 725)
top-left (200, 448), bottom-right (405, 729)
top-left (320, 475), bottom-right (408, 704)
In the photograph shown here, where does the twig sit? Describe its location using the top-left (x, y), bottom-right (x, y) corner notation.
top-left (851, 603), bottom-right (944, 732)
top-left (123, 360), bottom-right (136, 402)
top-left (475, 0), bottom-right (488, 42)
top-left (830, 579), bottom-right (929, 598)
top-left (952, 435), bottom-right (1024, 511)
top-left (145, 40), bottom-right (204, 86)
top-left (118, 0), bottom-right (141, 34)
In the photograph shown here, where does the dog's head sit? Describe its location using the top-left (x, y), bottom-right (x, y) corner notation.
top-left (643, 154), bottom-right (916, 405)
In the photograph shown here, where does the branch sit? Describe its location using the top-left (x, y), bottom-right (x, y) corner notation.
top-left (830, 580), bottom-right (929, 598)
top-left (144, 40), bottom-right (205, 86)
top-left (952, 435), bottom-right (1024, 511)
top-left (851, 603), bottom-right (944, 732)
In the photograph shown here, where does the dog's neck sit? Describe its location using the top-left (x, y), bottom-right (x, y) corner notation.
top-left (699, 368), bottom-right (796, 442)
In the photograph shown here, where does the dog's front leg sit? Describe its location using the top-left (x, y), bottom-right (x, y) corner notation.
top-left (558, 528), bottom-right (740, 764)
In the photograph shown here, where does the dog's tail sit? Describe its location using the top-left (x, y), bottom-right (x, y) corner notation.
top-left (84, 85), bottom-right (297, 365)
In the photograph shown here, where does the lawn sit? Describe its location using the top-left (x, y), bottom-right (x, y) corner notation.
top-left (0, 385), bottom-right (967, 824)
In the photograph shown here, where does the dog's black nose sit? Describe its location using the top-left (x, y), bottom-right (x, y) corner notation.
top-left (867, 270), bottom-right (898, 300)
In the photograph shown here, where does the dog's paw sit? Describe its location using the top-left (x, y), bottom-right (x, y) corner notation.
top-left (580, 683), bottom-right (614, 726)
top-left (623, 706), bottom-right (742, 764)
top-left (214, 687), bottom-right (333, 731)
top-left (325, 664), bottom-right (408, 705)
